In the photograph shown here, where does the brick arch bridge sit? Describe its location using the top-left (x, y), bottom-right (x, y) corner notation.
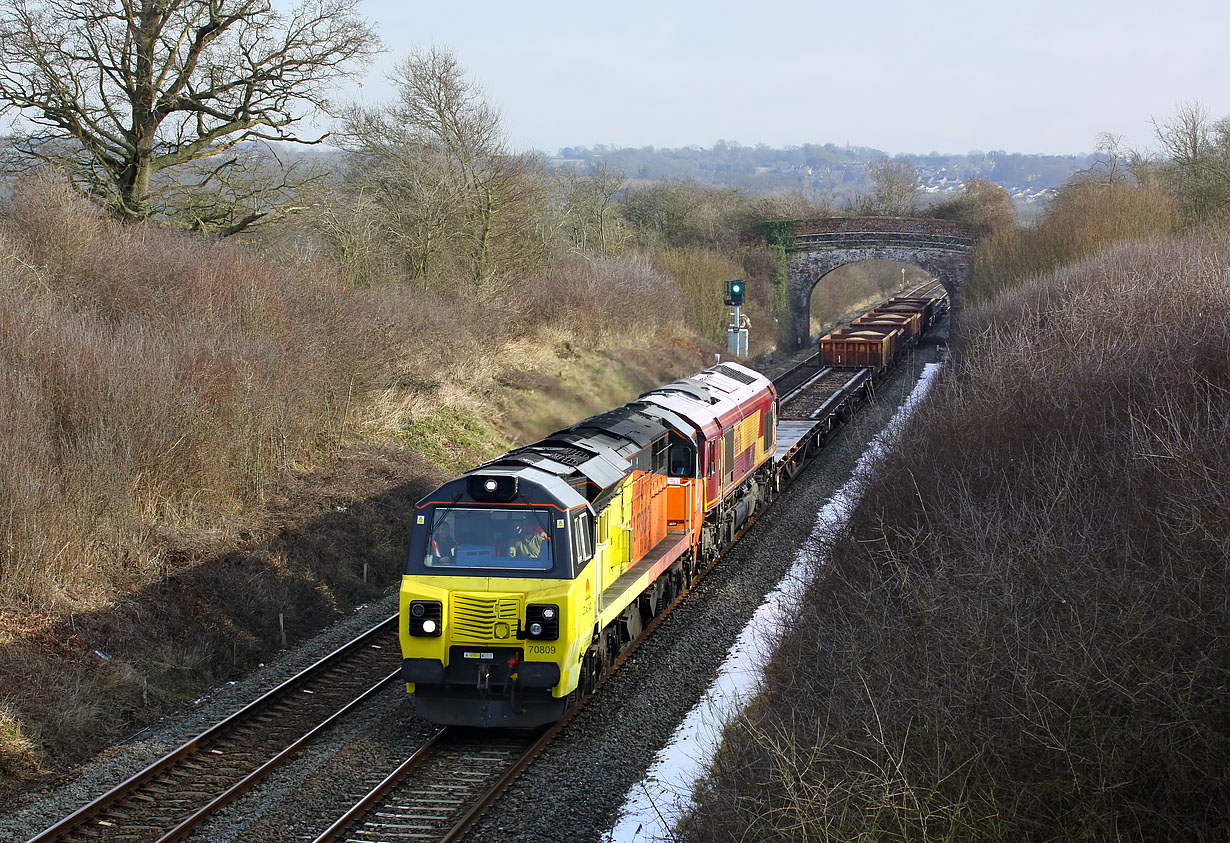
top-left (783, 217), bottom-right (981, 349)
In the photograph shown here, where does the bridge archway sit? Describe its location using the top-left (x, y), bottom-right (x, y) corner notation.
top-left (783, 218), bottom-right (979, 349)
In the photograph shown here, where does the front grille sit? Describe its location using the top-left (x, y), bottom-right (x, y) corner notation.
top-left (450, 593), bottom-right (521, 642)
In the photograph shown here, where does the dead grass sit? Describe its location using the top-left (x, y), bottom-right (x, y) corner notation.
top-left (967, 180), bottom-right (1181, 303)
top-left (0, 173), bottom-right (713, 795)
top-left (652, 246), bottom-right (745, 345)
top-left (682, 226), bottom-right (1230, 841)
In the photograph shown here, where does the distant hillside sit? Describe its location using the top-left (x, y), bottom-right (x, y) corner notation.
top-left (552, 142), bottom-right (1096, 210)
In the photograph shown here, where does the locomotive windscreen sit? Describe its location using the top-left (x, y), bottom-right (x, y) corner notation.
top-left (423, 507), bottom-right (555, 571)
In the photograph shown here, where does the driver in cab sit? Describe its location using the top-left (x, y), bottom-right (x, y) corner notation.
top-left (508, 518), bottom-right (547, 558)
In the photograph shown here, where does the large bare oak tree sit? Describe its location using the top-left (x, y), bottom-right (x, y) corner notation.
top-left (0, 0), bottom-right (377, 232)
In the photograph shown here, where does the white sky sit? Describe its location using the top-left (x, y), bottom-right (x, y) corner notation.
top-left (351, 0), bottom-right (1230, 156)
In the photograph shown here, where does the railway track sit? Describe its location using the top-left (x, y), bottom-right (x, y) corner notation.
top-left (307, 352), bottom-right (851, 842)
top-left (770, 351), bottom-right (823, 396)
top-left (312, 727), bottom-right (542, 843)
top-left (27, 617), bottom-right (401, 843)
top-left (780, 366), bottom-right (871, 419)
top-left (27, 352), bottom-right (859, 843)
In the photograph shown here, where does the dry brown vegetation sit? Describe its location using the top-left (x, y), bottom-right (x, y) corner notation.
top-left (0, 173), bottom-right (692, 792)
top-left (968, 180), bottom-right (1181, 303)
top-left (652, 247), bottom-right (745, 347)
top-left (681, 215), bottom-right (1230, 839)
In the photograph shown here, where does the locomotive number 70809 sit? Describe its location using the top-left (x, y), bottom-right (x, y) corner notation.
top-left (528, 644), bottom-right (556, 655)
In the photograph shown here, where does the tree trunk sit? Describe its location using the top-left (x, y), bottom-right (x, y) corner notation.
top-left (122, 153), bottom-right (154, 221)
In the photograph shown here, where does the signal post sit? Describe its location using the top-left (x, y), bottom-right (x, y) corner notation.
top-left (725, 279), bottom-right (748, 357)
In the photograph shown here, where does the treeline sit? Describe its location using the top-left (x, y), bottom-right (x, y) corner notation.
top-left (295, 49), bottom-right (836, 351)
top-left (555, 141), bottom-right (1092, 199)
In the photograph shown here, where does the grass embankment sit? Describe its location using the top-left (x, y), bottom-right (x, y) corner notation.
top-left (0, 176), bottom-right (706, 795)
top-left (682, 225), bottom-right (1229, 838)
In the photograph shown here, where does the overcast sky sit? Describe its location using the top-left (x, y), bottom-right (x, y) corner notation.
top-left (353, 0), bottom-right (1229, 157)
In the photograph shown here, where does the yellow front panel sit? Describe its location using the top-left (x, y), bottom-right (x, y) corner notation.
top-left (400, 572), bottom-right (595, 698)
top-left (450, 593), bottom-right (521, 642)
top-left (600, 479), bottom-right (632, 587)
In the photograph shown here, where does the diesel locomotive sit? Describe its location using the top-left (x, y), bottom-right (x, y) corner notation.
top-left (399, 362), bottom-right (777, 727)
top-left (399, 280), bottom-right (948, 728)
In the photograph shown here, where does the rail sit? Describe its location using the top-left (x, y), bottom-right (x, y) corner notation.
top-left (27, 616), bottom-right (401, 843)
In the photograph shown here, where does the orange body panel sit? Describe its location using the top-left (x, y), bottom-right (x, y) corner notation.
top-left (629, 470), bottom-right (669, 561)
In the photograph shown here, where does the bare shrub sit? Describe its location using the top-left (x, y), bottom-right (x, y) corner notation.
top-left (0, 174), bottom-right (707, 608)
top-left (518, 252), bottom-right (683, 346)
top-left (967, 180), bottom-right (1181, 304)
top-left (928, 177), bottom-right (1017, 232)
top-left (0, 174), bottom-right (371, 609)
top-left (652, 247), bottom-right (744, 344)
top-left (683, 228), bottom-right (1230, 841)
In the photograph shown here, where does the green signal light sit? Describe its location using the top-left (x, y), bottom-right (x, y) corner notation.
top-left (725, 278), bottom-right (745, 306)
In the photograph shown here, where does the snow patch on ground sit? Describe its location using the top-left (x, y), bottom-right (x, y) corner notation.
top-left (604, 362), bottom-right (943, 843)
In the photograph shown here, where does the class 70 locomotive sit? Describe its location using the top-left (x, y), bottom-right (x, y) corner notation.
top-left (399, 362), bottom-right (777, 727)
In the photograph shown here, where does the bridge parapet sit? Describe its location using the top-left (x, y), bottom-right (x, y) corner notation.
top-left (789, 216), bottom-right (980, 242)
top-left (793, 230), bottom-right (975, 251)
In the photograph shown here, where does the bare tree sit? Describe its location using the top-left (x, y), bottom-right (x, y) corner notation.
top-left (336, 107), bottom-right (468, 283)
top-left (1153, 101), bottom-right (1230, 222)
top-left (0, 0), bottom-right (378, 231)
top-left (1088, 132), bottom-right (1130, 183)
top-left (340, 46), bottom-right (546, 285)
top-left (1077, 132), bottom-right (1164, 189)
top-left (556, 162), bottom-right (627, 255)
top-left (863, 158), bottom-right (921, 216)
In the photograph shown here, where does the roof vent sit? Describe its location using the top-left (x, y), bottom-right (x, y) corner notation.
top-left (713, 364), bottom-right (759, 385)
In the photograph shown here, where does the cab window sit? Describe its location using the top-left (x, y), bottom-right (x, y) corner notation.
top-left (669, 444), bottom-right (694, 477)
top-left (424, 507), bottom-right (553, 571)
top-left (571, 511), bottom-right (594, 564)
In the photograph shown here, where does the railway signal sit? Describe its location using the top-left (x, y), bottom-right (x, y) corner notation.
top-left (725, 279), bottom-right (748, 357)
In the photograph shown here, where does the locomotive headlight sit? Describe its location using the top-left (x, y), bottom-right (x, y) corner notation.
top-left (524, 604), bottom-right (560, 641)
top-left (408, 600), bottom-right (442, 636)
top-left (484, 479), bottom-right (499, 492)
